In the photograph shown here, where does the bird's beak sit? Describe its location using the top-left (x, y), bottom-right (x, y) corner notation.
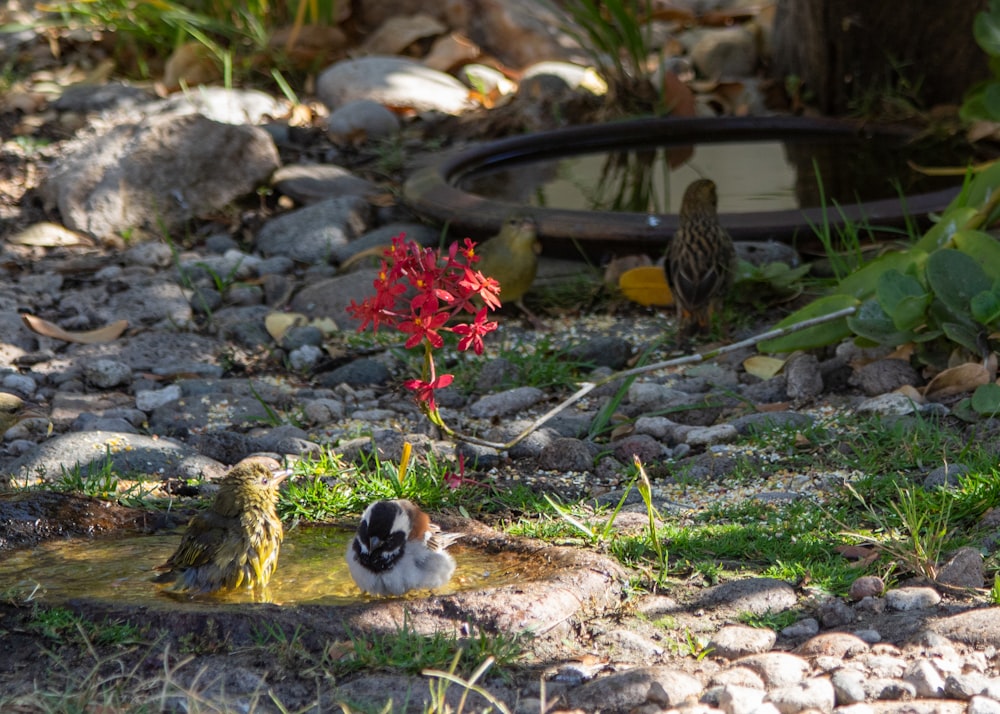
top-left (369, 535), bottom-right (381, 550)
top-left (272, 468), bottom-right (293, 486)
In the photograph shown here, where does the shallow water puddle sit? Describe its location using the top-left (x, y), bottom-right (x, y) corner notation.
top-left (1, 525), bottom-right (536, 606)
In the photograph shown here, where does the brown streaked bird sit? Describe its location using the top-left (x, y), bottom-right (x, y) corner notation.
top-left (153, 461), bottom-right (289, 598)
top-left (474, 215), bottom-right (542, 318)
top-left (666, 178), bottom-right (736, 337)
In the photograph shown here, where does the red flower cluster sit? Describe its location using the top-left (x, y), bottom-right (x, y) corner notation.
top-left (347, 234), bottom-right (501, 416)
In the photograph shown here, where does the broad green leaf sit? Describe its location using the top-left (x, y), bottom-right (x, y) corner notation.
top-left (915, 207), bottom-right (979, 251)
top-left (972, 382), bottom-right (1000, 417)
top-left (971, 289), bottom-right (1000, 325)
top-left (941, 321), bottom-right (984, 355)
top-left (952, 229), bottom-right (1000, 280)
top-left (835, 250), bottom-right (926, 300)
top-left (926, 249), bottom-right (992, 316)
top-left (961, 87), bottom-right (991, 122)
top-left (962, 159), bottom-right (1000, 219)
top-left (975, 9), bottom-right (1000, 56)
top-left (876, 269), bottom-right (929, 332)
top-left (847, 298), bottom-right (918, 347)
top-left (759, 294), bottom-right (858, 353)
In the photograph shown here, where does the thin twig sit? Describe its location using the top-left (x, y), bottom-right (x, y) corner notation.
top-left (451, 305), bottom-right (857, 450)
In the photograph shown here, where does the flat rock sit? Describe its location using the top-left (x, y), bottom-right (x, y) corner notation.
top-left (40, 113), bottom-right (279, 239)
top-left (4, 431), bottom-right (224, 482)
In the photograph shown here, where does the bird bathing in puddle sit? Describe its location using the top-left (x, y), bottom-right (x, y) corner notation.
top-left (153, 461), bottom-right (289, 601)
top-left (347, 499), bottom-right (464, 596)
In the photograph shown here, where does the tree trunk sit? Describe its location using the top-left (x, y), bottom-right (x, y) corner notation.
top-left (772, 0), bottom-right (991, 114)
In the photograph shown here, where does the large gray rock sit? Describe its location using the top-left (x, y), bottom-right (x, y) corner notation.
top-left (40, 113), bottom-right (279, 239)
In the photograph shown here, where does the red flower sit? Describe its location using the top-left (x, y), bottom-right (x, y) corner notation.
top-left (453, 307), bottom-right (498, 355)
top-left (398, 296), bottom-right (449, 349)
top-left (458, 268), bottom-right (502, 311)
top-left (404, 373), bottom-right (454, 411)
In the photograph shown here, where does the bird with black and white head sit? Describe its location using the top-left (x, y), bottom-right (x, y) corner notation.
top-left (346, 499), bottom-right (463, 596)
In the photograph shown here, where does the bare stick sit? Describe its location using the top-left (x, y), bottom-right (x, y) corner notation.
top-left (450, 305), bottom-right (858, 450)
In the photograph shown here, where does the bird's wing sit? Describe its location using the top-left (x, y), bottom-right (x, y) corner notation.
top-left (427, 530), bottom-right (464, 552)
top-left (157, 511), bottom-right (233, 569)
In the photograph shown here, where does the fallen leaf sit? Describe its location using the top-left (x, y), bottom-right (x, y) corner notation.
top-left (21, 314), bottom-right (127, 344)
top-left (619, 266), bottom-right (673, 307)
top-left (609, 423), bottom-right (634, 440)
top-left (924, 361), bottom-right (992, 401)
top-left (834, 544), bottom-right (878, 565)
top-left (363, 13), bottom-right (445, 55)
top-left (754, 401), bottom-right (792, 412)
top-left (265, 312), bottom-right (309, 342)
top-left (9, 222), bottom-right (92, 247)
top-left (162, 42), bottom-right (220, 91)
top-left (325, 640), bottom-right (355, 662)
top-left (603, 254), bottom-right (652, 287)
top-left (423, 32), bottom-right (480, 72)
top-left (743, 355), bottom-right (785, 380)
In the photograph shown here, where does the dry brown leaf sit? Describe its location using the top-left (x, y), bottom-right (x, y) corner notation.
top-left (325, 640), bottom-right (355, 662)
top-left (886, 343), bottom-right (916, 362)
top-left (21, 314), bottom-right (127, 344)
top-left (895, 384), bottom-right (925, 403)
top-left (835, 544), bottom-right (877, 562)
top-left (424, 32), bottom-right (480, 72)
top-left (363, 14), bottom-right (445, 55)
top-left (754, 401), bottom-right (792, 412)
top-left (162, 42), bottom-right (221, 91)
top-left (609, 423), bottom-right (634, 441)
top-left (618, 266), bottom-right (673, 307)
top-left (924, 361), bottom-right (992, 401)
top-left (603, 254), bottom-right (653, 287)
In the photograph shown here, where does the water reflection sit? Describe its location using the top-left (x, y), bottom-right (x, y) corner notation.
top-left (458, 137), bottom-right (970, 215)
top-left (1, 526), bottom-right (535, 606)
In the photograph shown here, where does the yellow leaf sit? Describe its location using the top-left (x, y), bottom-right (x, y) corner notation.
top-left (743, 355), bottom-right (786, 380)
top-left (9, 222), bottom-right (91, 247)
top-left (21, 314), bottom-right (127, 344)
top-left (619, 266), bottom-right (673, 307)
top-left (265, 312), bottom-right (308, 342)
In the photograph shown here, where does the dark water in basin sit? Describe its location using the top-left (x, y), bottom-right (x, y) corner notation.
top-left (457, 137), bottom-right (974, 215)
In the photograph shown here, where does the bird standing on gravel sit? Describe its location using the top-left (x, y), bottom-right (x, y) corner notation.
top-left (153, 461), bottom-right (289, 598)
top-left (347, 499), bottom-right (463, 596)
top-left (474, 215), bottom-right (541, 319)
top-left (665, 179), bottom-right (736, 337)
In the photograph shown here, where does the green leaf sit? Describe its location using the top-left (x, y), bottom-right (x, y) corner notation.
top-left (941, 321), bottom-right (984, 354)
top-left (926, 249), bottom-right (993, 316)
top-left (971, 289), bottom-right (1000, 325)
top-left (759, 294), bottom-right (858, 353)
top-left (915, 207), bottom-right (979, 252)
top-left (847, 298), bottom-right (915, 346)
top-left (984, 83), bottom-right (1000, 120)
top-left (835, 250), bottom-right (927, 300)
top-left (876, 269), bottom-right (929, 332)
top-left (975, 9), bottom-right (1000, 56)
top-left (952, 230), bottom-right (1000, 281)
top-left (962, 160), bottom-right (1000, 219)
top-left (971, 382), bottom-right (1000, 417)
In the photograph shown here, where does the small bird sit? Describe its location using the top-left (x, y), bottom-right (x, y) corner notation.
top-left (346, 499), bottom-right (463, 596)
top-left (475, 215), bottom-right (541, 317)
top-left (666, 179), bottom-right (736, 337)
top-left (153, 461), bottom-right (290, 598)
